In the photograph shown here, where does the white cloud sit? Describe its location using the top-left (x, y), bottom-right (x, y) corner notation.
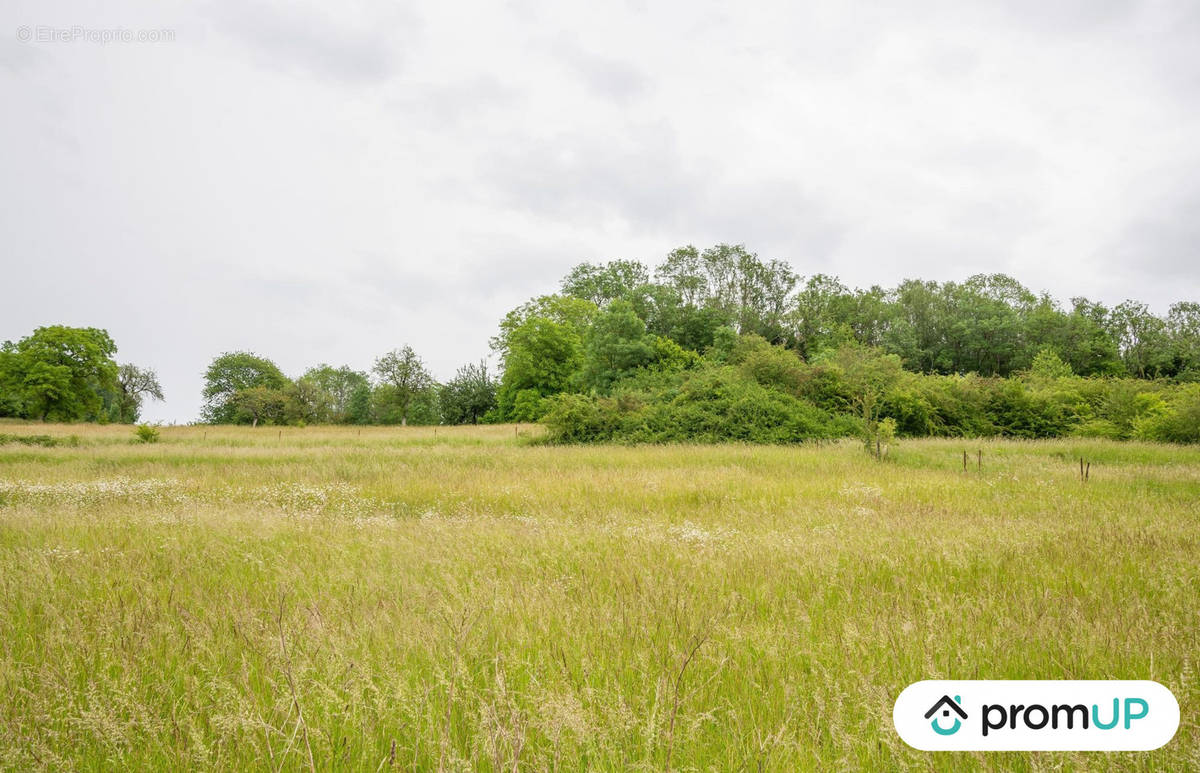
top-left (1, 0), bottom-right (1198, 421)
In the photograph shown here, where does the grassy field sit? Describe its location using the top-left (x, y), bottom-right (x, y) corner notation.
top-left (0, 422), bottom-right (1197, 771)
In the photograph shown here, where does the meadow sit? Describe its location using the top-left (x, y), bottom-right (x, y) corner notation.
top-left (0, 422), bottom-right (1197, 771)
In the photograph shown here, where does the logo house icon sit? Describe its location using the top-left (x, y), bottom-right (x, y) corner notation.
top-left (925, 694), bottom-right (968, 735)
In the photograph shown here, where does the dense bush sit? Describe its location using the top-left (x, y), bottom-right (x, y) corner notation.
top-left (1135, 384), bottom-right (1200, 443)
top-left (542, 339), bottom-right (1200, 445)
top-left (543, 365), bottom-right (855, 444)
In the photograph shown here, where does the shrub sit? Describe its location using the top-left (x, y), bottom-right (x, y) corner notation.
top-left (1134, 385), bottom-right (1200, 443)
top-left (542, 394), bottom-right (617, 443)
top-left (511, 389), bottom-right (549, 422)
top-left (986, 381), bottom-right (1075, 438)
top-left (0, 433), bottom-right (61, 447)
top-left (134, 424), bottom-right (160, 444)
top-left (544, 366), bottom-right (850, 445)
top-left (1073, 419), bottom-right (1124, 440)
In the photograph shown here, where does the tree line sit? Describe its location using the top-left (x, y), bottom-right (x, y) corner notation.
top-left (198, 349), bottom-right (496, 427)
top-left (2, 243), bottom-right (1198, 440)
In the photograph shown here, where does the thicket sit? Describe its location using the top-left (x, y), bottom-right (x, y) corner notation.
top-left (540, 339), bottom-right (1200, 445)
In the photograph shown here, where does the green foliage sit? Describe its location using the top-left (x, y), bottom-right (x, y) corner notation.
top-left (134, 424), bottom-right (161, 444)
top-left (496, 316), bottom-right (585, 419)
top-left (440, 361), bottom-right (497, 425)
top-left (818, 344), bottom-right (903, 428)
top-left (510, 388), bottom-right (548, 422)
top-left (229, 385), bottom-right (289, 426)
top-left (1030, 347), bottom-right (1074, 380)
top-left (1133, 384), bottom-right (1200, 443)
top-left (0, 433), bottom-right (69, 447)
top-left (733, 336), bottom-right (808, 395)
top-left (494, 245), bottom-right (1200, 443)
top-left (0, 326), bottom-right (119, 422)
top-left (560, 260), bottom-right (650, 307)
top-left (370, 382), bottom-right (440, 426)
top-left (581, 299), bottom-right (657, 393)
top-left (490, 295), bottom-right (596, 362)
top-left (705, 326), bottom-right (739, 363)
top-left (202, 352), bottom-right (290, 424)
top-left (110, 364), bottom-right (165, 424)
top-left (373, 346), bottom-right (433, 426)
top-left (301, 365), bottom-right (370, 424)
top-left (543, 364), bottom-right (851, 444)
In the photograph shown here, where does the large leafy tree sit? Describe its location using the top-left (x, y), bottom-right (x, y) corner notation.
top-left (496, 316), bottom-right (584, 418)
top-left (1166, 302), bottom-right (1200, 379)
top-left (490, 295), bottom-right (596, 363)
top-left (202, 352), bottom-right (290, 423)
top-left (789, 274), bottom-right (858, 359)
top-left (1, 326), bottom-right (118, 421)
top-left (560, 260), bottom-right (651, 308)
top-left (301, 365), bottom-right (370, 423)
top-left (373, 346), bottom-right (433, 426)
top-left (440, 360), bottom-right (497, 424)
top-left (0, 342), bottom-right (22, 417)
top-left (284, 377), bottom-right (333, 425)
top-left (1110, 300), bottom-right (1170, 378)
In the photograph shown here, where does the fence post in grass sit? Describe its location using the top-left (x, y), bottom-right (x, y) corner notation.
top-left (1080, 457), bottom-right (1084, 481)
top-left (977, 449), bottom-right (981, 472)
top-left (963, 450), bottom-right (968, 472)
top-left (1086, 462), bottom-right (1090, 482)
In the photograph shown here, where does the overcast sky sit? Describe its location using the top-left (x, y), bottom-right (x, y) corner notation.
top-left (2, 0), bottom-right (1198, 423)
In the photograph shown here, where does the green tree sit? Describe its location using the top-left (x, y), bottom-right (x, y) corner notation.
top-left (821, 344), bottom-right (903, 452)
top-left (2, 326), bottom-right (118, 421)
top-left (440, 361), bottom-right (497, 424)
top-left (0, 342), bottom-right (22, 417)
top-left (284, 377), bottom-right (332, 425)
top-left (229, 385), bottom-right (288, 426)
top-left (111, 364), bottom-right (164, 423)
top-left (1110, 300), bottom-right (1169, 378)
top-left (202, 352), bottom-right (290, 423)
top-left (582, 299), bottom-right (657, 392)
top-left (490, 295), bottom-right (597, 363)
top-left (496, 316), bottom-right (584, 418)
top-left (1166, 302), bottom-right (1200, 379)
top-left (789, 274), bottom-right (857, 359)
top-left (373, 346), bottom-right (432, 426)
top-left (561, 260), bottom-right (650, 307)
top-left (302, 365), bottom-right (370, 423)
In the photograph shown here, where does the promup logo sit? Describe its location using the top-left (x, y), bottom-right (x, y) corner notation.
top-left (924, 695), bottom-right (967, 735)
top-left (894, 681), bottom-right (1179, 751)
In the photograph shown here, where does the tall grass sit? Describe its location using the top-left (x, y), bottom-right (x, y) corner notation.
top-left (0, 423), bottom-right (1197, 770)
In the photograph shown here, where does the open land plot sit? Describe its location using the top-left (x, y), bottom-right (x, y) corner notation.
top-left (0, 422), bottom-right (1197, 770)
